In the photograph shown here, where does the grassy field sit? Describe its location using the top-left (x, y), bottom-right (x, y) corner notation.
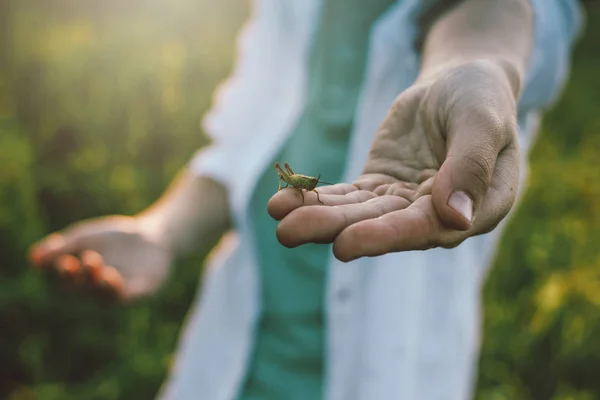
top-left (0, 1), bottom-right (599, 399)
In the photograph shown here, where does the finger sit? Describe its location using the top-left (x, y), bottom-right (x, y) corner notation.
top-left (55, 254), bottom-right (84, 287)
top-left (469, 146), bottom-right (520, 234)
top-left (432, 104), bottom-right (516, 230)
top-left (314, 183), bottom-right (359, 195)
top-left (276, 195), bottom-right (411, 247)
top-left (29, 228), bottom-right (84, 268)
top-left (268, 188), bottom-right (377, 221)
top-left (332, 196), bottom-right (447, 262)
top-left (373, 182), bottom-right (416, 196)
top-left (97, 266), bottom-right (125, 301)
top-left (29, 233), bottom-right (69, 268)
top-left (80, 250), bottom-right (104, 284)
top-left (353, 174), bottom-right (401, 192)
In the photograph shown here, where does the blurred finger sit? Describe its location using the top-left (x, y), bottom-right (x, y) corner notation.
top-left (55, 254), bottom-right (84, 287)
top-left (28, 221), bottom-right (91, 268)
top-left (268, 188), bottom-right (377, 221)
top-left (276, 196), bottom-right (411, 248)
top-left (29, 233), bottom-right (68, 268)
top-left (80, 250), bottom-right (104, 284)
top-left (97, 266), bottom-right (125, 301)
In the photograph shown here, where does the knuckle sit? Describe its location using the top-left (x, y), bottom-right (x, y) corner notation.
top-left (480, 107), bottom-right (507, 136)
top-left (389, 183), bottom-right (415, 202)
top-left (463, 151), bottom-right (492, 175)
top-left (448, 83), bottom-right (518, 149)
top-left (464, 105), bottom-right (514, 146)
top-left (485, 108), bottom-right (517, 145)
top-left (392, 83), bottom-right (428, 107)
top-left (456, 153), bottom-right (492, 194)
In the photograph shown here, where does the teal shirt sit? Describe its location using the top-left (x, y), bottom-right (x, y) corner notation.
top-left (239, 0), bottom-right (396, 398)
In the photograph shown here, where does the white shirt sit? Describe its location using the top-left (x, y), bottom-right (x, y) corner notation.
top-left (159, 0), bottom-right (583, 399)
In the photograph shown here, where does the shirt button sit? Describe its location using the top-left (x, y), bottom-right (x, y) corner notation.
top-left (336, 288), bottom-right (352, 302)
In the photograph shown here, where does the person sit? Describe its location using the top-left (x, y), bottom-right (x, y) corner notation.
top-left (28, 0), bottom-right (583, 399)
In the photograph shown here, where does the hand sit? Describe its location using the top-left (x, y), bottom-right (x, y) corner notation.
top-left (28, 215), bottom-right (174, 301)
top-left (268, 59), bottom-right (521, 262)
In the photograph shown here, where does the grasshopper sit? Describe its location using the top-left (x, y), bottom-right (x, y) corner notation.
top-left (274, 162), bottom-right (332, 204)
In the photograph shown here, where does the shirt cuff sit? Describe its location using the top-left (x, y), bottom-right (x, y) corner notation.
top-left (188, 144), bottom-right (232, 190)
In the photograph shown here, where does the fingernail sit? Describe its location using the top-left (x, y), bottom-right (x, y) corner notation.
top-left (448, 191), bottom-right (473, 223)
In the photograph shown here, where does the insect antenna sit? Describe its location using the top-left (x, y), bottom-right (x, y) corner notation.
top-left (316, 180), bottom-right (335, 186)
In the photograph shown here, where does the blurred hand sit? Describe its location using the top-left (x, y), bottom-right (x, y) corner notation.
top-left (29, 215), bottom-right (173, 301)
top-left (269, 59), bottom-right (521, 262)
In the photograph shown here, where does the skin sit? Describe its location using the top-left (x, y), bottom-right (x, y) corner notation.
top-left (28, 0), bottom-right (534, 298)
top-left (29, 171), bottom-right (231, 301)
top-left (269, 0), bottom-right (533, 262)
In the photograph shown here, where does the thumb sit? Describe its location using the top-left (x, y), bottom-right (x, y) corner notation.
top-left (432, 110), bottom-right (515, 231)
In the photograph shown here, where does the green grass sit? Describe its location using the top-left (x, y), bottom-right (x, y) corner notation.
top-left (0, 1), bottom-right (598, 399)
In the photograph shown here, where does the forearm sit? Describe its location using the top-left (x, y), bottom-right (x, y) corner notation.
top-left (138, 167), bottom-right (232, 257)
top-left (417, 0), bottom-right (534, 93)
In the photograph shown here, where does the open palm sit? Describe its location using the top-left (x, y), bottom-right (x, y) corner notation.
top-left (29, 216), bottom-right (173, 301)
top-left (268, 60), bottom-right (521, 262)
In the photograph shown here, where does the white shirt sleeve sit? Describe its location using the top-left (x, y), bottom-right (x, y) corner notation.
top-left (188, 0), bottom-right (280, 189)
top-left (518, 0), bottom-right (584, 115)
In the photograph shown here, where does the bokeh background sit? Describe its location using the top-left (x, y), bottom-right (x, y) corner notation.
top-left (0, 1), bottom-right (599, 399)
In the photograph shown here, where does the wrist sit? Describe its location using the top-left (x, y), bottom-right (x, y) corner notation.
top-left (417, 58), bottom-right (523, 100)
top-left (137, 169), bottom-right (231, 257)
top-left (135, 205), bottom-right (184, 256)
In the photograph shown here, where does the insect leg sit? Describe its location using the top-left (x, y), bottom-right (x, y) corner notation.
top-left (275, 162), bottom-right (290, 191)
top-left (284, 162), bottom-right (295, 175)
top-left (298, 188), bottom-right (305, 203)
top-left (312, 189), bottom-right (324, 205)
top-left (274, 162), bottom-right (289, 179)
top-left (277, 174), bottom-right (290, 192)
